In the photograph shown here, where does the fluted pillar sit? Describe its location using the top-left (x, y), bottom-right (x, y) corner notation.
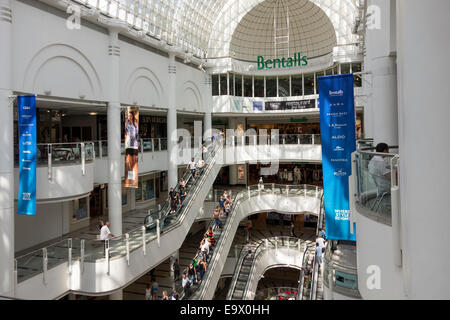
top-left (107, 29), bottom-right (122, 236)
top-left (167, 53), bottom-right (178, 189)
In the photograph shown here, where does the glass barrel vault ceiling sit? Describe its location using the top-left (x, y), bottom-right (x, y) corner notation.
top-left (78, 0), bottom-right (360, 60)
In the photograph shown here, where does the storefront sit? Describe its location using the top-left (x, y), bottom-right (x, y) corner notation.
top-left (248, 163), bottom-right (323, 186)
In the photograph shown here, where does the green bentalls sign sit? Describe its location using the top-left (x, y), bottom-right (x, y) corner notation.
top-left (257, 52), bottom-right (308, 70)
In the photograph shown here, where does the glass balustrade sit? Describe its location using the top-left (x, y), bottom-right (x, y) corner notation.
top-left (14, 142), bottom-right (96, 167)
top-left (355, 145), bottom-right (399, 223)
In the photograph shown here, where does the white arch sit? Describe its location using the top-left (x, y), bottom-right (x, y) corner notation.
top-left (180, 80), bottom-right (203, 110)
top-left (124, 66), bottom-right (165, 107)
top-left (23, 43), bottom-right (103, 99)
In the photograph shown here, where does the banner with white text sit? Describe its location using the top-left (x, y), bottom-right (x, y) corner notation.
top-left (318, 74), bottom-right (356, 241)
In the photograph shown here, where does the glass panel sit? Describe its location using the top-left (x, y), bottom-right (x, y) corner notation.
top-left (304, 74), bottom-right (315, 95)
top-left (254, 76), bottom-right (264, 97)
top-left (266, 77), bottom-right (277, 97)
top-left (235, 75), bottom-right (243, 96)
top-left (278, 76), bottom-right (290, 97)
top-left (212, 74), bottom-right (219, 96)
top-left (229, 73), bottom-right (235, 96)
top-left (220, 74), bottom-right (228, 95)
top-left (352, 62), bottom-right (362, 73)
top-left (341, 63), bottom-right (351, 74)
top-left (291, 75), bottom-right (302, 96)
top-left (243, 76), bottom-right (252, 97)
top-left (335, 270), bottom-right (358, 290)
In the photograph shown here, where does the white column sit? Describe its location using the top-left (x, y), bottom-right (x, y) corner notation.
top-left (204, 75), bottom-right (212, 142)
top-left (365, 0), bottom-right (398, 145)
top-left (228, 117), bottom-right (238, 185)
top-left (167, 53), bottom-right (178, 189)
top-left (396, 0), bottom-right (450, 299)
top-left (0, 0), bottom-right (14, 297)
top-left (107, 29), bottom-right (122, 236)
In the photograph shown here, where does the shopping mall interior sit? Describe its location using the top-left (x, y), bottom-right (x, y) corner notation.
top-left (1, 0), bottom-right (449, 301)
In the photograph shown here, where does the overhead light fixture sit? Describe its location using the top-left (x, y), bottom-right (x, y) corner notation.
top-left (89, 112), bottom-right (98, 116)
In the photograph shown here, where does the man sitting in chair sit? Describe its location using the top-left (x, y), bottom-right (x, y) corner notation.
top-left (368, 143), bottom-right (391, 209)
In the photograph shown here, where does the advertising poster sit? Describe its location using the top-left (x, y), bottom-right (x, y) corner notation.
top-left (318, 74), bottom-right (356, 241)
top-left (253, 101), bottom-right (263, 111)
top-left (232, 99), bottom-right (243, 112)
top-left (17, 95), bottom-right (37, 215)
top-left (265, 99), bottom-right (316, 111)
top-left (124, 106), bottom-right (139, 188)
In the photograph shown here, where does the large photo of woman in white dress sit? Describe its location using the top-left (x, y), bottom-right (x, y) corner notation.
top-left (125, 106), bottom-right (139, 188)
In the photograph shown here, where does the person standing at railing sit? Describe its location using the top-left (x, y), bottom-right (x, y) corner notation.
top-left (100, 221), bottom-right (116, 255)
top-left (290, 220), bottom-right (297, 237)
top-left (145, 284), bottom-right (151, 301)
top-left (319, 228), bottom-right (326, 241)
top-left (161, 291), bottom-right (169, 300)
top-left (368, 142), bottom-right (391, 194)
top-left (172, 289), bottom-right (179, 300)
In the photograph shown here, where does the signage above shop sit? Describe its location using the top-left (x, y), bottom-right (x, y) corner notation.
top-left (257, 52), bottom-right (308, 70)
top-left (265, 99), bottom-right (316, 111)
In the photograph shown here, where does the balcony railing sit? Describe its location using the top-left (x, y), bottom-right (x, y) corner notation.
top-left (225, 134), bottom-right (321, 146)
top-left (14, 142), bottom-right (95, 179)
top-left (353, 145), bottom-right (399, 225)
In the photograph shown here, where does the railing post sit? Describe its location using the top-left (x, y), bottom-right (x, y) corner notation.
top-left (142, 226), bottom-right (146, 256)
top-left (297, 135), bottom-right (300, 144)
top-left (391, 155), bottom-right (402, 267)
top-left (151, 138), bottom-right (155, 152)
top-left (286, 185), bottom-right (289, 196)
top-left (68, 238), bottom-right (72, 275)
top-left (275, 237), bottom-right (278, 251)
top-left (265, 239), bottom-right (268, 250)
top-left (304, 184), bottom-right (307, 197)
top-left (81, 142), bottom-right (86, 175)
top-left (80, 239), bottom-right (85, 274)
top-left (298, 239), bottom-right (301, 252)
top-left (312, 134), bottom-right (315, 145)
top-left (14, 259), bottom-right (17, 297)
top-left (272, 183), bottom-right (275, 194)
top-left (329, 261), bottom-right (334, 300)
top-left (248, 186), bottom-right (251, 198)
top-left (48, 144), bottom-right (52, 180)
top-left (105, 239), bottom-right (110, 275)
top-left (158, 138), bottom-right (161, 151)
top-left (315, 186), bottom-right (318, 198)
top-left (125, 233), bottom-right (130, 266)
top-left (43, 248), bottom-right (48, 285)
top-left (99, 141), bottom-right (103, 159)
top-left (156, 219), bottom-right (160, 247)
top-left (287, 239), bottom-right (290, 250)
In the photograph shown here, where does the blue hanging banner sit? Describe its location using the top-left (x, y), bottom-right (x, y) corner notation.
top-left (318, 74), bottom-right (356, 241)
top-left (17, 95), bottom-right (37, 216)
